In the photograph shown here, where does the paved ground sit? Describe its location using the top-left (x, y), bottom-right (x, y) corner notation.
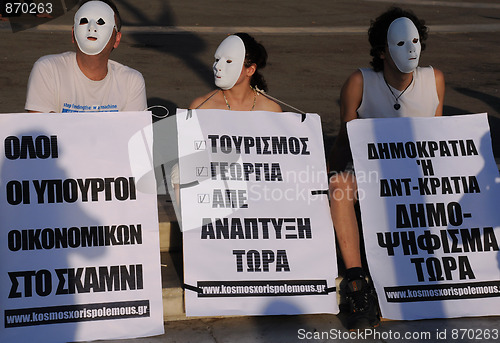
top-left (2, 0), bottom-right (500, 154)
top-left (2, 0), bottom-right (500, 342)
top-left (102, 315), bottom-right (500, 343)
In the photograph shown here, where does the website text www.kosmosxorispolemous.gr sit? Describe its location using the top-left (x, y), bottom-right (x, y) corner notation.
top-left (4, 300), bottom-right (150, 328)
top-left (197, 280), bottom-right (329, 297)
top-left (385, 280), bottom-right (500, 302)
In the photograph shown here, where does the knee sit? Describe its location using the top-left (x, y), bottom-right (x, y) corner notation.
top-left (329, 171), bottom-right (355, 191)
top-left (329, 172), bottom-right (357, 201)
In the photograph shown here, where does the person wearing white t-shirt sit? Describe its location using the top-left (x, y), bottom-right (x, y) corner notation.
top-left (25, 0), bottom-right (146, 113)
top-left (328, 7), bottom-right (445, 331)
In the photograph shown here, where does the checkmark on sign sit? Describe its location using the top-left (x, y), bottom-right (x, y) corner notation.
top-left (198, 194), bottom-right (210, 203)
top-left (194, 140), bottom-right (206, 150)
top-left (196, 167), bottom-right (208, 177)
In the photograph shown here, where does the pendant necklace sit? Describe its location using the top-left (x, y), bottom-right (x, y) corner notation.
top-left (384, 76), bottom-right (413, 110)
top-left (223, 87), bottom-right (257, 111)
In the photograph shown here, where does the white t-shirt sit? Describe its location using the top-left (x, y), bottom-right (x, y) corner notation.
top-left (357, 66), bottom-right (439, 118)
top-left (25, 52), bottom-right (147, 113)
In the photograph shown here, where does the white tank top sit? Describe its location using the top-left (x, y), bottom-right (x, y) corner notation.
top-left (357, 66), bottom-right (439, 118)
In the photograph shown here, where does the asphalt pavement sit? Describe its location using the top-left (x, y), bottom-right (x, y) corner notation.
top-left (2, 1), bottom-right (500, 342)
top-left (2, 0), bottom-right (500, 153)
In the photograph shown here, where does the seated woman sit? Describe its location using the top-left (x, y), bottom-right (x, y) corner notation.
top-left (167, 33), bottom-right (282, 209)
top-left (190, 32), bottom-right (281, 112)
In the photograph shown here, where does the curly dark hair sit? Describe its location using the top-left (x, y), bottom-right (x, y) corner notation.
top-left (368, 7), bottom-right (428, 72)
top-left (234, 32), bottom-right (269, 92)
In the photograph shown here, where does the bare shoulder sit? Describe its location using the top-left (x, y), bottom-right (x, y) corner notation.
top-left (257, 93), bottom-right (282, 112)
top-left (340, 70), bottom-right (364, 101)
top-left (433, 68), bottom-right (445, 83)
top-left (189, 90), bottom-right (221, 109)
top-left (343, 69), bottom-right (364, 89)
top-left (340, 70), bottom-right (363, 122)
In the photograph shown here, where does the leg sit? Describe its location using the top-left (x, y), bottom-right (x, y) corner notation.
top-left (329, 170), bottom-right (380, 330)
top-left (329, 171), bottom-right (361, 269)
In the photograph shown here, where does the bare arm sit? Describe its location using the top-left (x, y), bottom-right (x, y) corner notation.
top-left (433, 68), bottom-right (445, 117)
top-left (328, 70), bottom-right (363, 172)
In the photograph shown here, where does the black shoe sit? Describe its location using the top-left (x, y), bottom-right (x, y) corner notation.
top-left (339, 277), bottom-right (380, 330)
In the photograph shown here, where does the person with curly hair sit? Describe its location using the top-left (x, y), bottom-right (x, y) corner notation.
top-left (328, 7), bottom-right (445, 330)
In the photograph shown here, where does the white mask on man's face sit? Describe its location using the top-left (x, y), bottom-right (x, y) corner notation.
top-left (387, 17), bottom-right (421, 73)
top-left (74, 1), bottom-right (116, 56)
top-left (213, 35), bottom-right (245, 90)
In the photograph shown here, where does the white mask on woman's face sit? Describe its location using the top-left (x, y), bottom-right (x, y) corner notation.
top-left (387, 17), bottom-right (421, 73)
top-left (213, 35), bottom-right (246, 90)
top-left (74, 1), bottom-right (116, 56)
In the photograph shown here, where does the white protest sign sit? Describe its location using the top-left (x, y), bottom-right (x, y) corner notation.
top-left (0, 112), bottom-right (164, 342)
top-left (177, 109), bottom-right (338, 316)
top-left (348, 113), bottom-right (500, 320)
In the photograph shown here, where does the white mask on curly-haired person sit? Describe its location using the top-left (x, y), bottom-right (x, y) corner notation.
top-left (387, 17), bottom-right (421, 73)
top-left (213, 35), bottom-right (246, 90)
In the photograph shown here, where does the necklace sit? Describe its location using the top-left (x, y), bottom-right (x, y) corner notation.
top-left (223, 87), bottom-right (257, 111)
top-left (384, 76), bottom-right (413, 110)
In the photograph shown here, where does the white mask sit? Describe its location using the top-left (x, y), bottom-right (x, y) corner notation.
top-left (387, 17), bottom-right (421, 73)
top-left (213, 35), bottom-right (245, 90)
top-left (74, 1), bottom-right (116, 56)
